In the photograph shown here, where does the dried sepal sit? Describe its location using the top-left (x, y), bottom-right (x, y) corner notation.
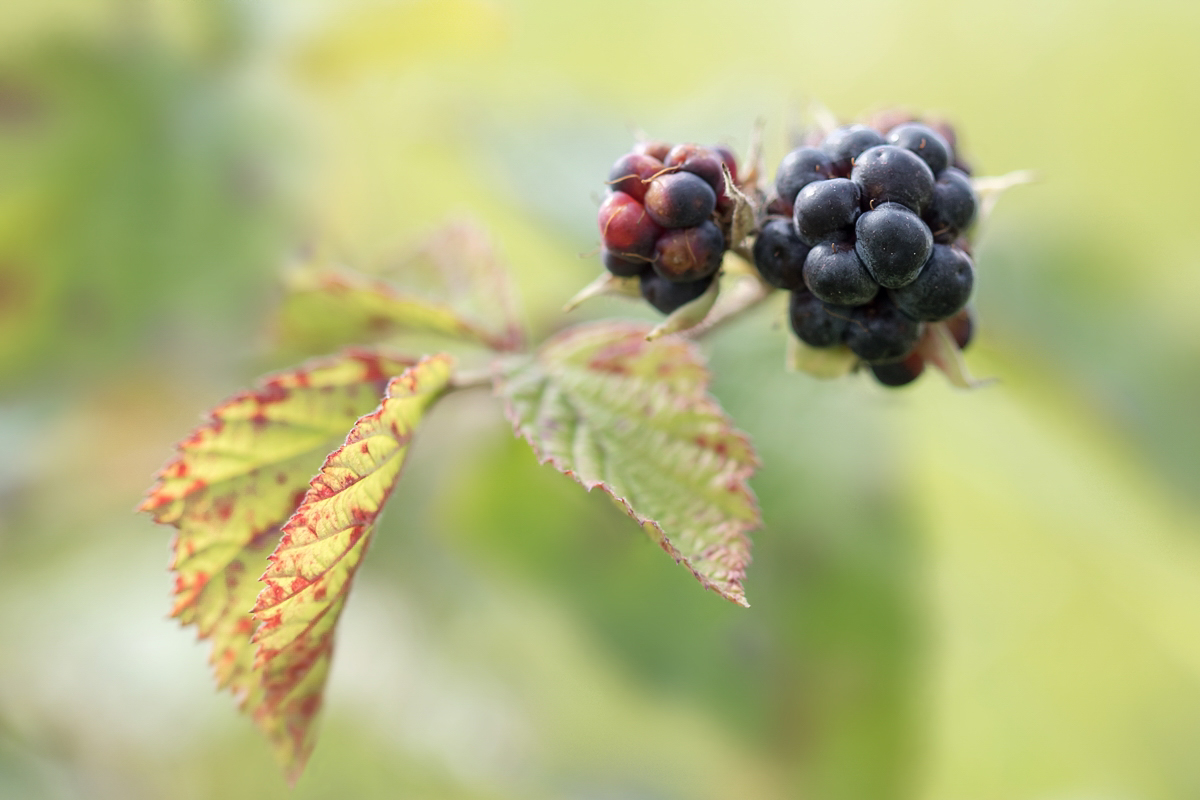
top-left (914, 321), bottom-right (995, 389)
top-left (563, 271), bottom-right (643, 312)
top-left (971, 169), bottom-right (1037, 225)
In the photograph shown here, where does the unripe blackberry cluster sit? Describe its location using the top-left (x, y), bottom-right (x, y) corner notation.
top-left (755, 117), bottom-right (980, 387)
top-left (598, 141), bottom-right (740, 314)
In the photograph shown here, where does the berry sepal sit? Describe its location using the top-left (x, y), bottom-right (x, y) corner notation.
top-left (563, 271), bottom-right (643, 312)
top-left (911, 321), bottom-right (994, 389)
top-left (971, 169), bottom-right (1038, 227)
top-left (723, 164), bottom-right (759, 254)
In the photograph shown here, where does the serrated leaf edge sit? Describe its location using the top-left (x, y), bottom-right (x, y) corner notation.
top-left (494, 324), bottom-right (758, 607)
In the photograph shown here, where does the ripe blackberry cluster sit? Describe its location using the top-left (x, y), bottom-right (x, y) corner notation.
top-left (598, 141), bottom-right (739, 314)
top-left (754, 117), bottom-right (980, 387)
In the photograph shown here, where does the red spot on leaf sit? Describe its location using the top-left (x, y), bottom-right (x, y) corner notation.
top-left (234, 617), bottom-right (255, 635)
top-left (172, 571), bottom-right (210, 611)
top-left (257, 582), bottom-right (288, 609)
top-left (291, 490), bottom-right (308, 509)
top-left (257, 382), bottom-right (289, 405)
top-left (350, 352), bottom-right (386, 383)
top-left (180, 428), bottom-right (209, 449)
top-left (295, 693), bottom-right (322, 721)
top-left (139, 492), bottom-right (173, 513)
top-left (259, 612), bottom-right (282, 631)
top-left (276, 472), bottom-right (288, 485)
top-left (587, 338), bottom-right (646, 374)
top-left (359, 441), bottom-right (370, 455)
top-left (313, 585), bottom-right (327, 601)
top-left (366, 315), bottom-right (394, 333)
top-left (214, 496), bottom-right (234, 521)
top-left (290, 576), bottom-right (311, 593)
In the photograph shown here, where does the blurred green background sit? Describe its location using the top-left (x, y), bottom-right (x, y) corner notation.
top-left (2, 0), bottom-right (1199, 798)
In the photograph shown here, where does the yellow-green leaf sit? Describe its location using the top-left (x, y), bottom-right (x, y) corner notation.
top-left (139, 349), bottom-right (415, 707)
top-left (277, 269), bottom-right (520, 354)
top-left (495, 322), bottom-right (760, 606)
top-left (250, 354), bottom-right (456, 781)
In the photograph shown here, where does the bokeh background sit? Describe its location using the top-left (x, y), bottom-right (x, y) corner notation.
top-left (2, 1), bottom-right (1199, 798)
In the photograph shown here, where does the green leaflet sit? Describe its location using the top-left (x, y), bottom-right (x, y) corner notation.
top-left (250, 354), bottom-right (455, 781)
top-left (139, 348), bottom-right (419, 772)
top-left (495, 321), bottom-right (760, 606)
top-left (277, 269), bottom-right (520, 354)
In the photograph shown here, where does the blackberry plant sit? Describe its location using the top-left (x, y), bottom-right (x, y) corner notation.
top-left (141, 110), bottom-right (1029, 783)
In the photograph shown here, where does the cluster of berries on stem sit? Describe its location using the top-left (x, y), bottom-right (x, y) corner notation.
top-left (590, 112), bottom-right (991, 388)
top-left (598, 141), bottom-right (742, 314)
top-left (755, 113), bottom-right (980, 387)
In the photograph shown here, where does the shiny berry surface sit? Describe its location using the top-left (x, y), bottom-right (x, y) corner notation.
top-left (854, 203), bottom-right (934, 289)
top-left (851, 145), bottom-right (936, 214)
top-left (870, 352), bottom-right (925, 387)
top-left (597, 191), bottom-right (661, 258)
top-left (803, 241), bottom-right (878, 306)
top-left (606, 153), bottom-right (663, 202)
top-left (601, 248), bottom-right (649, 278)
top-left (923, 168), bottom-right (977, 243)
top-left (665, 143), bottom-right (726, 192)
top-left (793, 178), bottom-right (861, 247)
top-left (643, 172), bottom-right (716, 229)
top-left (843, 296), bottom-right (923, 362)
top-left (653, 221), bottom-right (725, 282)
top-left (886, 123), bottom-right (952, 175)
top-left (752, 217), bottom-right (809, 291)
top-left (639, 271), bottom-right (713, 314)
top-left (889, 244), bottom-right (974, 321)
top-left (775, 147), bottom-right (833, 205)
top-left (788, 290), bottom-right (850, 348)
top-left (822, 124), bottom-right (885, 177)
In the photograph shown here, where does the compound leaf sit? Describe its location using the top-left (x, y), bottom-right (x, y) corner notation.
top-left (250, 354), bottom-right (455, 780)
top-left (138, 349), bottom-right (417, 754)
top-left (495, 322), bottom-right (760, 606)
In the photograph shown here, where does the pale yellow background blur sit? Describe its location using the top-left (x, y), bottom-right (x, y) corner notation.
top-left (1, 1), bottom-right (1199, 799)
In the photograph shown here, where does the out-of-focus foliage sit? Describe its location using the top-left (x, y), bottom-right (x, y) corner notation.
top-left (1, 0), bottom-right (1199, 799)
